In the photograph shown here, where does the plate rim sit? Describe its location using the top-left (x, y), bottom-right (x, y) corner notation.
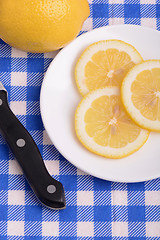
top-left (40, 24), bottom-right (160, 183)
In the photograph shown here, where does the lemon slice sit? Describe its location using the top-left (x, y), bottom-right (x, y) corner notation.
top-left (121, 60), bottom-right (160, 132)
top-left (75, 40), bottom-right (142, 95)
top-left (75, 87), bottom-right (149, 159)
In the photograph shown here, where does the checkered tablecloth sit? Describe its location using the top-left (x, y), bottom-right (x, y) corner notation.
top-left (0, 0), bottom-right (160, 239)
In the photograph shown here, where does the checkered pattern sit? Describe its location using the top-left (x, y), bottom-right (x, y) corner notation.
top-left (0, 0), bottom-right (160, 239)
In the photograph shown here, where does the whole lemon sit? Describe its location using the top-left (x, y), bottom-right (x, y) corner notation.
top-left (0, 0), bottom-right (90, 53)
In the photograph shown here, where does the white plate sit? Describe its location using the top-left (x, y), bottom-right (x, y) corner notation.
top-left (40, 25), bottom-right (160, 182)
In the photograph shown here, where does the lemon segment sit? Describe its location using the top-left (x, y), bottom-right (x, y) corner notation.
top-left (75, 40), bottom-right (142, 95)
top-left (75, 87), bottom-right (149, 159)
top-left (121, 60), bottom-right (160, 132)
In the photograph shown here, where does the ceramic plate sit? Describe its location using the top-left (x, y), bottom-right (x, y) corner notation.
top-left (40, 25), bottom-right (160, 182)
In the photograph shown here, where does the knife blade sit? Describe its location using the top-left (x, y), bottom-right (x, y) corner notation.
top-left (0, 81), bottom-right (66, 209)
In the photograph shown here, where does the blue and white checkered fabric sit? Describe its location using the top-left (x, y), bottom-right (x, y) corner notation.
top-left (0, 0), bottom-right (160, 239)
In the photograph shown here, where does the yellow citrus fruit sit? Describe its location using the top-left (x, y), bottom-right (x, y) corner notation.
top-left (75, 87), bottom-right (149, 159)
top-left (121, 60), bottom-right (160, 132)
top-left (75, 40), bottom-right (142, 95)
top-left (0, 0), bottom-right (90, 53)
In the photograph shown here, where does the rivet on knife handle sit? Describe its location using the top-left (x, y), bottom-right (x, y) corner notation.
top-left (0, 85), bottom-right (66, 209)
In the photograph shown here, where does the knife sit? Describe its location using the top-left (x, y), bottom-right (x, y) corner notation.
top-left (0, 81), bottom-right (66, 209)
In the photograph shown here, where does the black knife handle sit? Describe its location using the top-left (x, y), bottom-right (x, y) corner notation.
top-left (0, 90), bottom-right (65, 209)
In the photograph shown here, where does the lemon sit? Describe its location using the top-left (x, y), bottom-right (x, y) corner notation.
top-left (121, 60), bottom-right (160, 132)
top-left (75, 87), bottom-right (149, 159)
top-left (0, 0), bottom-right (90, 53)
top-left (75, 40), bottom-right (142, 95)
